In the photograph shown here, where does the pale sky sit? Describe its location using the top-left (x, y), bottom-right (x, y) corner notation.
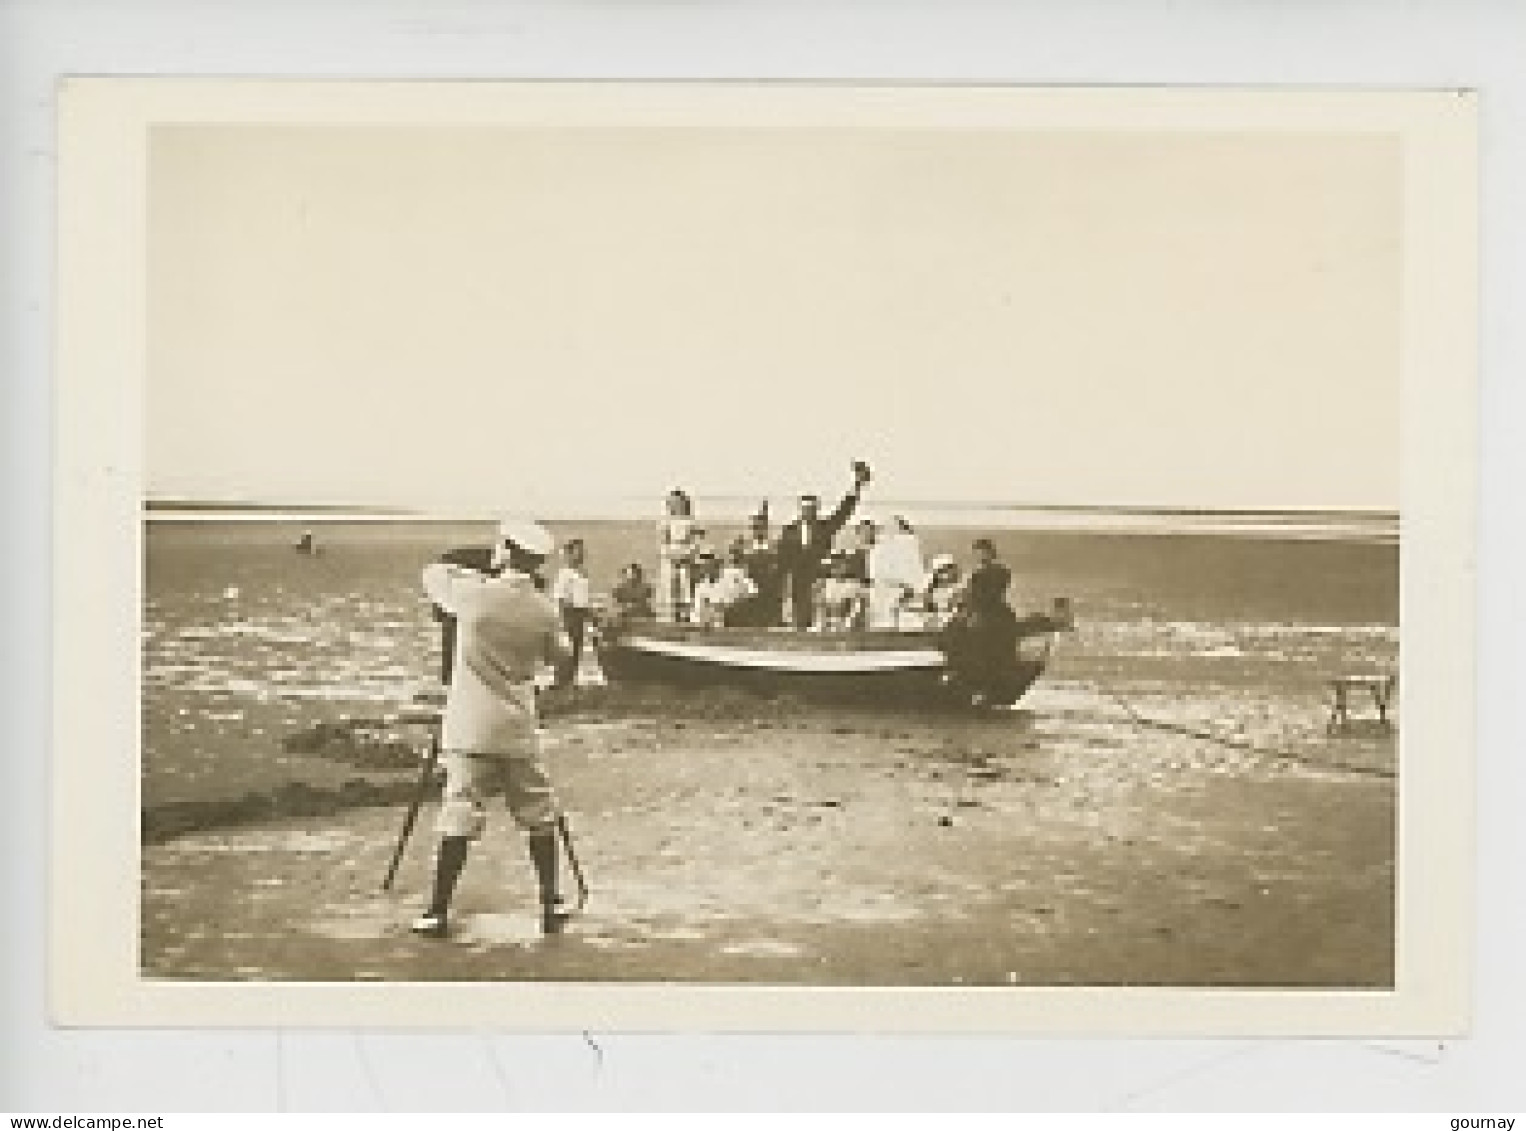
top-left (149, 125), bottom-right (1400, 513)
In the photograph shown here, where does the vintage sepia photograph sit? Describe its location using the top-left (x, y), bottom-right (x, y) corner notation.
top-left (52, 81), bottom-right (1475, 1030)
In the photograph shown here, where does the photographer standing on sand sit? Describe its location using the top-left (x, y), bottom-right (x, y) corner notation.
top-left (410, 518), bottom-right (576, 939)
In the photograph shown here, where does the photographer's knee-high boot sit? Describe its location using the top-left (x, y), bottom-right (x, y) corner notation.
top-left (528, 829), bottom-right (569, 935)
top-left (411, 835), bottom-right (469, 938)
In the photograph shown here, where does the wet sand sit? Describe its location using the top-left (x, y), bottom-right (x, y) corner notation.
top-left (141, 680), bottom-right (1395, 986)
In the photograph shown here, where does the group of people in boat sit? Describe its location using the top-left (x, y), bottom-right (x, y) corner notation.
top-left (601, 461), bottom-right (1029, 648)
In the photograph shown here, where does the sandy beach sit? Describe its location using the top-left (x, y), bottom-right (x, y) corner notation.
top-left (141, 678), bottom-right (1395, 986)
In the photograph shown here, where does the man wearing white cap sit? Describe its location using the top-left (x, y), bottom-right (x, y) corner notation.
top-left (411, 517), bottom-right (575, 938)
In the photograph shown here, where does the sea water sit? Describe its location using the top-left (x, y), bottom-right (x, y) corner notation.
top-left (142, 510), bottom-right (1398, 807)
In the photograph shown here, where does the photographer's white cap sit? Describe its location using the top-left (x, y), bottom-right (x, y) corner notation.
top-left (495, 517), bottom-right (555, 559)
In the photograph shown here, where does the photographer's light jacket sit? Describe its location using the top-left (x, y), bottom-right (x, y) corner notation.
top-left (422, 564), bottom-right (567, 755)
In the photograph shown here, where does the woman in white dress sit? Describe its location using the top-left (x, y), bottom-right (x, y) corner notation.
top-left (656, 489), bottom-right (700, 623)
top-left (867, 514), bottom-right (926, 629)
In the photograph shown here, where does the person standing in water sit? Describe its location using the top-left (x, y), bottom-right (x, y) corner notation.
top-left (411, 518), bottom-right (575, 939)
top-left (551, 537), bottom-right (592, 688)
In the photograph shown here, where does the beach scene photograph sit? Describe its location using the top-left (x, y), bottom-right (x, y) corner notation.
top-left (141, 106), bottom-right (1400, 987)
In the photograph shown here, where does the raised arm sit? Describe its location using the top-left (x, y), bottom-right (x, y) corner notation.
top-left (440, 545), bottom-right (495, 572)
top-left (427, 546), bottom-right (494, 620)
top-left (422, 561), bottom-right (495, 616)
top-left (823, 486), bottom-right (863, 539)
top-left (823, 461), bottom-right (872, 537)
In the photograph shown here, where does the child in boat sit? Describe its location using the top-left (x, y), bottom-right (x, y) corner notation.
top-left (814, 551), bottom-right (868, 632)
top-left (657, 489), bottom-right (700, 623)
top-left (609, 562), bottom-right (656, 624)
top-left (688, 552), bottom-right (728, 629)
top-left (918, 553), bottom-right (966, 629)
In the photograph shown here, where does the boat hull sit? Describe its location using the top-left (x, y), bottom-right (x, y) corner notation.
top-left (594, 625), bottom-right (1046, 709)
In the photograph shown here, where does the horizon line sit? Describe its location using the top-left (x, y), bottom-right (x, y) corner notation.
top-left (142, 495), bottom-right (1400, 520)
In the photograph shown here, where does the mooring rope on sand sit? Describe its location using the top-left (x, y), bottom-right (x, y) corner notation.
top-left (1096, 683), bottom-right (1396, 781)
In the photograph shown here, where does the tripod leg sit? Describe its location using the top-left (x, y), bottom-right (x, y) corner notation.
top-left (382, 731), bottom-right (439, 891)
top-left (556, 813), bottom-right (590, 913)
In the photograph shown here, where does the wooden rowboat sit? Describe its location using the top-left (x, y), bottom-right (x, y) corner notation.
top-left (593, 616), bottom-right (1066, 709)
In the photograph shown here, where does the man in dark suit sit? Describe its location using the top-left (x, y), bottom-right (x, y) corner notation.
top-left (729, 507), bottom-right (781, 627)
top-left (775, 461), bottom-right (872, 628)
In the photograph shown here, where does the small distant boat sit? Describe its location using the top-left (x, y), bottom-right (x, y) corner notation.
top-left (594, 608), bottom-right (1070, 710)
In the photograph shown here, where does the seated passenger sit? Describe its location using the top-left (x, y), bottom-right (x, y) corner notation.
top-left (814, 551), bottom-right (868, 632)
top-left (690, 526), bottom-right (716, 563)
top-left (918, 554), bottom-right (966, 628)
top-left (736, 509), bottom-right (783, 626)
top-left (689, 553), bottom-right (730, 629)
top-left (846, 517), bottom-right (876, 584)
top-left (716, 543), bottom-right (761, 626)
top-left (609, 562), bottom-right (656, 624)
